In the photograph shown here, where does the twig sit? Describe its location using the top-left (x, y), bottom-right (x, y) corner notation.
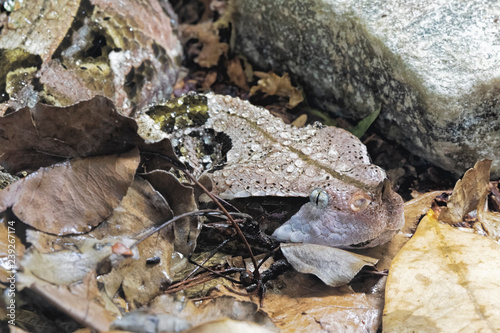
top-left (130, 209), bottom-right (222, 248)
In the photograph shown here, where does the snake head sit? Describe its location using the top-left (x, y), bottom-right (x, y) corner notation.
top-left (272, 179), bottom-right (404, 249)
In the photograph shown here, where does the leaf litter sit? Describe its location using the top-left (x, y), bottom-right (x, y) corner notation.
top-left (384, 160), bottom-right (500, 332)
top-left (1, 2), bottom-right (499, 331)
top-left (2, 90), bottom-right (499, 333)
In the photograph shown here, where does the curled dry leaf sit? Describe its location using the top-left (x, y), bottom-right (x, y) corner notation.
top-left (181, 22), bottom-right (228, 68)
top-left (142, 170), bottom-right (200, 256)
top-left (438, 159), bottom-right (492, 224)
top-left (250, 71), bottom-right (304, 108)
top-left (0, 96), bottom-right (181, 174)
top-left (227, 57), bottom-right (250, 90)
top-left (384, 210), bottom-right (500, 332)
top-left (281, 243), bottom-right (378, 287)
top-left (0, 149), bottom-right (140, 235)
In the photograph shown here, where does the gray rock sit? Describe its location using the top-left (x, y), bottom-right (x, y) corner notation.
top-left (233, 0), bottom-right (500, 177)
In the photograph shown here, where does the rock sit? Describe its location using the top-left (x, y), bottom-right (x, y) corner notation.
top-left (0, 0), bottom-right (182, 116)
top-left (233, 0), bottom-right (500, 177)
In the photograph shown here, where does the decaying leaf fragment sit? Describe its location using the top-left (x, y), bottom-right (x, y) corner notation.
top-left (281, 243), bottom-right (378, 287)
top-left (438, 159), bottom-right (492, 223)
top-left (384, 210), bottom-right (500, 332)
top-left (250, 71), bottom-right (304, 108)
top-left (181, 21), bottom-right (229, 68)
top-left (0, 149), bottom-right (140, 235)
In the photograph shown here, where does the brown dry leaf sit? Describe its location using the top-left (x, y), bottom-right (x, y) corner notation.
top-left (186, 318), bottom-right (276, 333)
top-left (357, 190), bottom-right (445, 270)
top-left (384, 210), bottom-right (500, 332)
top-left (250, 72), bottom-right (304, 108)
top-left (0, 96), bottom-right (140, 174)
top-left (205, 267), bottom-right (385, 332)
top-left (281, 243), bottom-right (378, 287)
top-left (20, 176), bottom-right (175, 309)
top-left (291, 114), bottom-right (307, 127)
top-left (18, 271), bottom-right (116, 332)
top-left (478, 193), bottom-right (500, 241)
top-left (438, 159), bottom-right (492, 223)
top-left (181, 22), bottom-right (228, 68)
top-left (0, 96), bottom-right (181, 174)
top-left (142, 170), bottom-right (200, 256)
top-left (202, 71), bottom-right (218, 89)
top-left (150, 295), bottom-right (276, 330)
top-left (227, 57), bottom-right (249, 90)
top-left (253, 270), bottom-right (384, 332)
top-left (0, 149), bottom-right (140, 235)
top-left (20, 233), bottom-right (137, 285)
top-left (92, 176), bottom-right (174, 308)
top-left (0, 213), bottom-right (25, 283)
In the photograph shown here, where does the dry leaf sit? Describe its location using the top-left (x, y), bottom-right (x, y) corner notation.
top-left (203, 71), bottom-right (218, 89)
top-left (478, 193), bottom-right (500, 241)
top-left (281, 243), bottom-right (378, 287)
top-left (357, 190), bottom-right (445, 270)
top-left (142, 170), bottom-right (200, 256)
top-left (438, 159), bottom-right (492, 223)
top-left (111, 311), bottom-right (191, 332)
top-left (290, 114), bottom-right (307, 127)
top-left (0, 97), bottom-right (141, 174)
top-left (384, 210), bottom-right (500, 332)
top-left (227, 57), bottom-right (249, 90)
top-left (0, 96), bottom-right (181, 174)
top-left (17, 271), bottom-right (116, 332)
top-left (241, 270), bottom-right (384, 332)
top-left (94, 177), bottom-right (175, 308)
top-left (181, 22), bottom-right (228, 68)
top-left (186, 318), bottom-right (276, 333)
top-left (111, 242), bottom-right (133, 256)
top-left (0, 149), bottom-right (140, 235)
top-left (150, 295), bottom-right (276, 330)
top-left (250, 72), bottom-right (304, 108)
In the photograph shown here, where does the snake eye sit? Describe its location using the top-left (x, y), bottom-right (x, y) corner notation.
top-left (310, 188), bottom-right (329, 209)
top-left (350, 192), bottom-right (372, 212)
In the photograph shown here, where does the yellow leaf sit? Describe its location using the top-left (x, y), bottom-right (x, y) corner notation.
top-left (384, 210), bottom-right (500, 332)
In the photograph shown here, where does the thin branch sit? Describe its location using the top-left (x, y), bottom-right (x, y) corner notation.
top-left (130, 209), bottom-right (222, 248)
